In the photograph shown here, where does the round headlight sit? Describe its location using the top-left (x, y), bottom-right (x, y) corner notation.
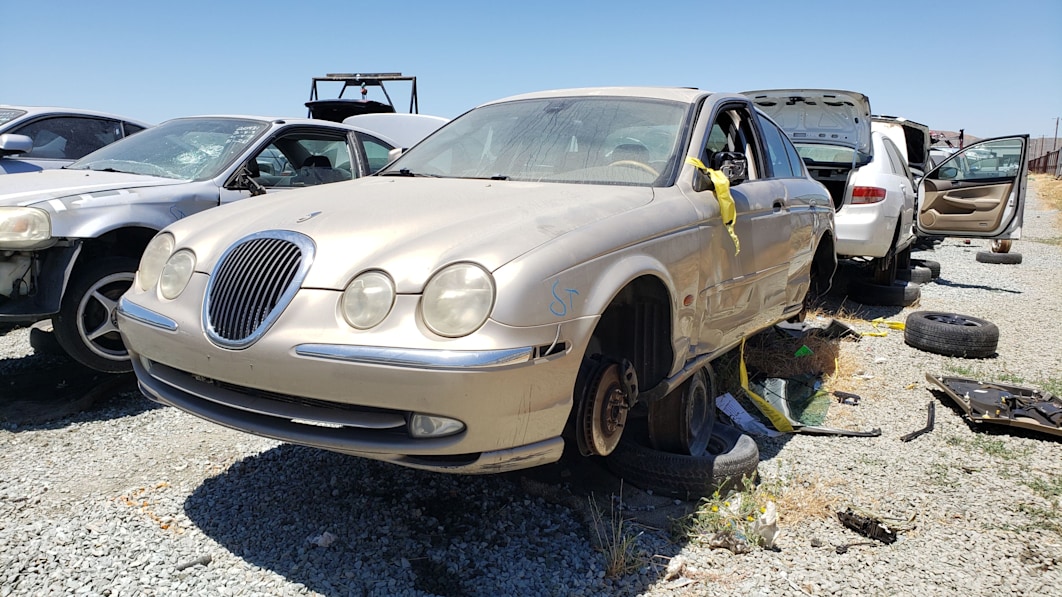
top-left (341, 271), bottom-right (395, 329)
top-left (138, 233), bottom-right (175, 291)
top-left (159, 249), bottom-right (196, 299)
top-left (421, 263), bottom-right (494, 337)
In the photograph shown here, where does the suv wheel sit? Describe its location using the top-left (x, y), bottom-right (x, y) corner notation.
top-left (53, 257), bottom-right (139, 373)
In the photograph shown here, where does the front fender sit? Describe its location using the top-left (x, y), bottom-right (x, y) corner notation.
top-left (492, 249), bottom-right (679, 328)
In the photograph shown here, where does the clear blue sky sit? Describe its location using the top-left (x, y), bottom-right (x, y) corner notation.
top-left (4, 0), bottom-right (1060, 142)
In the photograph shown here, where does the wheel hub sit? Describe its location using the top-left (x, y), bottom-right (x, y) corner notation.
top-left (576, 359), bottom-right (637, 457)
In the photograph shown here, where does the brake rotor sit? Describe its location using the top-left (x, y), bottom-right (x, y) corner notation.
top-left (576, 360), bottom-right (637, 456)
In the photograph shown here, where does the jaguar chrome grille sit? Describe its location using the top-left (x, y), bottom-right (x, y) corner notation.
top-left (204, 231), bottom-right (314, 348)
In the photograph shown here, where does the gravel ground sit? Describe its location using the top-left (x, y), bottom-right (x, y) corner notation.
top-left (1, 179), bottom-right (1060, 596)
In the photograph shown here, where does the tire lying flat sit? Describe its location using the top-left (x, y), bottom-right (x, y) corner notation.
top-left (897, 265), bottom-right (934, 285)
top-left (976, 251), bottom-right (1022, 265)
top-left (904, 311), bottom-right (1000, 358)
top-left (910, 258), bottom-right (941, 279)
top-left (606, 420), bottom-right (759, 499)
top-left (848, 279), bottom-right (921, 307)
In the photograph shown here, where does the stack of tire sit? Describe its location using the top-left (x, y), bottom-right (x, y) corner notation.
top-left (604, 367), bottom-right (760, 499)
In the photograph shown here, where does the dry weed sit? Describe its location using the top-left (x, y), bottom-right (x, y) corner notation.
top-left (1032, 173), bottom-right (1062, 211)
top-left (772, 474), bottom-right (844, 524)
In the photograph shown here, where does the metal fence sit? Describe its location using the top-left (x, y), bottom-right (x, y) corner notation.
top-left (1029, 149), bottom-right (1061, 177)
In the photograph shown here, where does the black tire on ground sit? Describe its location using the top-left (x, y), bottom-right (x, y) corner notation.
top-left (976, 251), bottom-right (1022, 265)
top-left (28, 324), bottom-right (65, 357)
top-left (53, 257), bottom-right (139, 373)
top-left (648, 366), bottom-right (716, 456)
top-left (605, 421), bottom-right (760, 499)
top-left (896, 265), bottom-right (933, 285)
top-left (910, 258), bottom-right (941, 279)
top-left (904, 311), bottom-right (1000, 358)
top-left (848, 279), bottom-right (921, 307)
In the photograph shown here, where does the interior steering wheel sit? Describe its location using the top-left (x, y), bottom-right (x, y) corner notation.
top-left (607, 160), bottom-right (659, 176)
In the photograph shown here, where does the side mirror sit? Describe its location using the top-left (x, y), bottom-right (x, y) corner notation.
top-left (233, 163), bottom-right (267, 197)
top-left (0, 134), bottom-right (33, 157)
top-left (388, 147), bottom-right (405, 162)
top-left (938, 166), bottom-right (959, 180)
top-left (692, 151), bottom-right (748, 192)
top-left (712, 151), bottom-right (748, 186)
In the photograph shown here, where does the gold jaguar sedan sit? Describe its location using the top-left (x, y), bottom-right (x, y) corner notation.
top-left (117, 87), bottom-right (836, 475)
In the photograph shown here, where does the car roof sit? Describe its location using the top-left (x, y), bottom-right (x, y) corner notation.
top-left (154, 115), bottom-right (403, 148)
top-left (0, 105), bottom-right (151, 126)
top-left (480, 86), bottom-right (712, 106)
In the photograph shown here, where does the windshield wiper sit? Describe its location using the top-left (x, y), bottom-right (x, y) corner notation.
top-left (380, 168), bottom-right (442, 178)
top-left (462, 174), bottom-right (510, 181)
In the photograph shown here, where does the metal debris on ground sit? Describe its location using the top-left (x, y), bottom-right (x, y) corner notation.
top-left (837, 506), bottom-right (916, 544)
top-left (926, 374), bottom-right (1062, 438)
top-left (900, 402), bottom-right (936, 442)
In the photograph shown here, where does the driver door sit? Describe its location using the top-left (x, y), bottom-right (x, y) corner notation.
top-left (916, 135), bottom-right (1028, 239)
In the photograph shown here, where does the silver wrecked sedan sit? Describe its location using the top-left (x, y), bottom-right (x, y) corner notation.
top-left (117, 87), bottom-right (836, 474)
top-left (0, 113), bottom-right (445, 372)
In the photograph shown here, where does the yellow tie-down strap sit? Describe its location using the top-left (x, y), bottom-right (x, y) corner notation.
top-left (687, 157), bottom-right (740, 255)
top-left (739, 338), bottom-right (795, 433)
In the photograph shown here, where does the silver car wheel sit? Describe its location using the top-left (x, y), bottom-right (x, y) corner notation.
top-left (54, 257), bottom-right (139, 373)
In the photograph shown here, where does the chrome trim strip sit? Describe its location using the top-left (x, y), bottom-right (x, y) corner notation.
top-left (117, 297), bottom-right (178, 332)
top-left (294, 344), bottom-right (534, 370)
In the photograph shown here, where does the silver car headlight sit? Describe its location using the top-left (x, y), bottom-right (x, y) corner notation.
top-left (341, 271), bottom-right (395, 329)
top-left (420, 263), bottom-right (494, 337)
top-left (138, 233), bottom-right (175, 291)
top-left (159, 249), bottom-right (196, 299)
top-left (0, 207), bottom-right (51, 249)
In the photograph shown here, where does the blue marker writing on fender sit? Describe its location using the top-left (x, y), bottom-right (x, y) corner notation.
top-left (549, 280), bottom-right (580, 316)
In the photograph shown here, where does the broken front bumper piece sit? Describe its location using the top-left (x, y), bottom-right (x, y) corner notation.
top-left (927, 374), bottom-right (1062, 438)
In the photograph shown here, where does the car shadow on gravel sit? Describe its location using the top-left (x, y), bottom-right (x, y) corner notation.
top-left (0, 352), bottom-right (154, 431)
top-left (184, 445), bottom-right (689, 596)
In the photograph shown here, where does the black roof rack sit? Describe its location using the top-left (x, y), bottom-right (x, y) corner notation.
top-left (306, 72), bottom-right (418, 122)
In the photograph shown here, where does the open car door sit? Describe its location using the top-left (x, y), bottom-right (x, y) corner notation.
top-left (916, 135), bottom-right (1028, 239)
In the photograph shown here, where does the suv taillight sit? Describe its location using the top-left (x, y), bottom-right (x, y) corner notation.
top-left (851, 186), bottom-right (886, 204)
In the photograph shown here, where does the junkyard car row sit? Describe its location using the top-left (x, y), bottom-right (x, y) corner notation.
top-left (0, 81), bottom-right (1030, 489)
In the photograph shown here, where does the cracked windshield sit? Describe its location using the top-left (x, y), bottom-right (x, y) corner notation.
top-left (67, 118), bottom-right (268, 180)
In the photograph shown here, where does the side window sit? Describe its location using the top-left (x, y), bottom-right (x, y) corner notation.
top-left (358, 133), bottom-right (395, 174)
top-left (881, 137), bottom-right (911, 180)
top-left (703, 106), bottom-right (761, 180)
top-left (13, 117), bottom-right (122, 159)
top-left (124, 122), bottom-right (147, 136)
top-left (782, 132), bottom-right (805, 177)
top-left (934, 138), bottom-right (1023, 181)
top-left (250, 131), bottom-right (353, 188)
top-left (755, 114), bottom-right (795, 178)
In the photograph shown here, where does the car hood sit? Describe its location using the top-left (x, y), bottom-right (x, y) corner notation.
top-left (743, 89), bottom-right (872, 156)
top-left (0, 169), bottom-right (184, 207)
top-left (179, 176), bottom-right (654, 292)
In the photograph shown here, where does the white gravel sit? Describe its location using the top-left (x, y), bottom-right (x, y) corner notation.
top-left (1, 179), bottom-right (1060, 596)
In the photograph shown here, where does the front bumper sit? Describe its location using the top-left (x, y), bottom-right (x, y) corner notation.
top-left (118, 290), bottom-right (596, 474)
